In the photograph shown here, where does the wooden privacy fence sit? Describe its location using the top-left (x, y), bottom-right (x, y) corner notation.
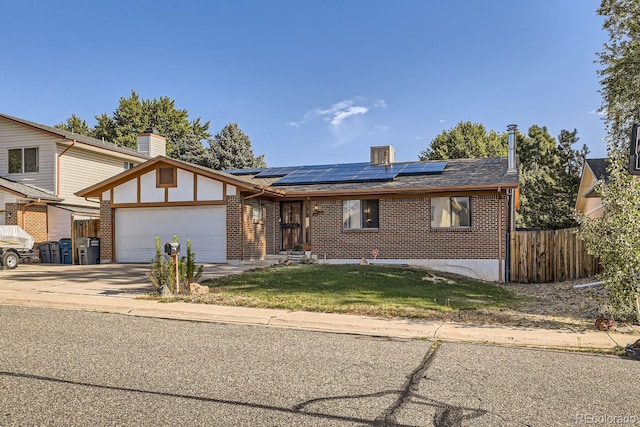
top-left (509, 228), bottom-right (601, 283)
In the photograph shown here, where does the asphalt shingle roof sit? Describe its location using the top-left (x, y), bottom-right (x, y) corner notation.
top-left (0, 177), bottom-right (62, 201)
top-left (586, 158), bottom-right (609, 182)
top-left (229, 157), bottom-right (518, 195)
top-left (0, 113), bottom-right (149, 160)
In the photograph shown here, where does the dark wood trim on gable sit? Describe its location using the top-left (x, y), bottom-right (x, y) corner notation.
top-left (110, 200), bottom-right (226, 209)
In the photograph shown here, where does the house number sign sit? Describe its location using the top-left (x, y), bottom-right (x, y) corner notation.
top-left (371, 248), bottom-right (379, 259)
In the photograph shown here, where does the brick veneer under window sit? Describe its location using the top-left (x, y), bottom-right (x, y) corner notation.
top-left (309, 194), bottom-right (508, 260)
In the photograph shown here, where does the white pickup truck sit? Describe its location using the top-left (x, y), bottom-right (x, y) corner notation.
top-left (0, 225), bottom-right (37, 269)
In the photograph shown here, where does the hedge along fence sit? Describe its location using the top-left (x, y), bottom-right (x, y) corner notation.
top-left (509, 228), bottom-right (601, 283)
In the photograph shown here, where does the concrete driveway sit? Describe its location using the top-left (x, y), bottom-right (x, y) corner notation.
top-left (0, 260), bottom-right (281, 297)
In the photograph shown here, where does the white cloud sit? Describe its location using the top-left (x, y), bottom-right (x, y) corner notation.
top-left (439, 119), bottom-right (446, 123)
top-left (289, 98), bottom-right (387, 128)
top-left (330, 106), bottom-right (368, 126)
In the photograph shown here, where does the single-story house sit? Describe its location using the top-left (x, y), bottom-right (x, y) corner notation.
top-left (77, 136), bottom-right (519, 281)
top-left (575, 158), bottom-right (609, 219)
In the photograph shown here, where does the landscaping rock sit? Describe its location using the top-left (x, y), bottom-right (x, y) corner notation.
top-left (158, 284), bottom-right (171, 298)
top-left (186, 282), bottom-right (209, 295)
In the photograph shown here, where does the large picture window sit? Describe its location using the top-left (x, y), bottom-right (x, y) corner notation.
top-left (8, 147), bottom-right (39, 173)
top-left (431, 196), bottom-right (471, 227)
top-left (343, 199), bottom-right (379, 229)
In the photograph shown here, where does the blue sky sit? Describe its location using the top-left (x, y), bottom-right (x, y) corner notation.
top-left (1, 0), bottom-right (607, 166)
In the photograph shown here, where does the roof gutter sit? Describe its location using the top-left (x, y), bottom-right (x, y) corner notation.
top-left (57, 140), bottom-right (76, 196)
top-left (281, 183), bottom-right (518, 198)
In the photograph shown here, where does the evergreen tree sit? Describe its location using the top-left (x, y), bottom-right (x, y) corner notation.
top-left (55, 114), bottom-right (91, 135)
top-left (169, 130), bottom-right (212, 168)
top-left (518, 126), bottom-right (588, 229)
top-left (577, 0), bottom-right (640, 322)
top-left (92, 90), bottom-right (211, 153)
top-left (209, 123), bottom-right (266, 170)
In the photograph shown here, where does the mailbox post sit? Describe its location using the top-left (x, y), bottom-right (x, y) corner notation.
top-left (164, 242), bottom-right (181, 294)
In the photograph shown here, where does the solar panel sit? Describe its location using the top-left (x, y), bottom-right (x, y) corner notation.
top-left (396, 162), bottom-right (447, 176)
top-left (254, 166), bottom-right (302, 178)
top-left (227, 161), bottom-right (447, 185)
top-left (272, 164), bottom-right (399, 185)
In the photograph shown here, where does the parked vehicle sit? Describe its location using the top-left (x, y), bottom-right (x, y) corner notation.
top-left (0, 226), bottom-right (37, 269)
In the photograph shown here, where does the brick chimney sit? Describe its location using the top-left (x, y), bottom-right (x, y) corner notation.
top-left (370, 145), bottom-right (395, 165)
top-left (137, 127), bottom-right (166, 157)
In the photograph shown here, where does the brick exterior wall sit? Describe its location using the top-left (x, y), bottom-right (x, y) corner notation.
top-left (226, 195), bottom-right (242, 260)
top-left (100, 200), bottom-right (113, 263)
top-left (308, 194), bottom-right (508, 260)
top-left (6, 203), bottom-right (48, 243)
top-left (227, 197), bottom-right (277, 260)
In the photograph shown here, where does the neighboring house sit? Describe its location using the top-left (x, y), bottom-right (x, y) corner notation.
top-left (0, 113), bottom-right (157, 242)
top-left (575, 158), bottom-right (609, 219)
top-left (77, 145), bottom-right (519, 281)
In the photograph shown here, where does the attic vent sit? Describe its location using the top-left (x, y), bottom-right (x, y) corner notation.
top-left (370, 146), bottom-right (395, 165)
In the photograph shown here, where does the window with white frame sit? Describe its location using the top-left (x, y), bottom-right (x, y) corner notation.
top-left (343, 199), bottom-right (379, 229)
top-left (124, 162), bottom-right (134, 170)
top-left (8, 147), bottom-right (39, 173)
top-left (431, 196), bottom-right (471, 227)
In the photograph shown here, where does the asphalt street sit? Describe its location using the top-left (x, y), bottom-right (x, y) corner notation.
top-left (1, 306), bottom-right (639, 426)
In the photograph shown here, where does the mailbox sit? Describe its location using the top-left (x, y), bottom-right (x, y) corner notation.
top-left (164, 242), bottom-right (180, 255)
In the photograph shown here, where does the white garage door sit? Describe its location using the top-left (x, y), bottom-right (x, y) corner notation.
top-left (115, 206), bottom-right (226, 263)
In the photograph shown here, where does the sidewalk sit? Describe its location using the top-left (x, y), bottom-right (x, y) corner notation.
top-left (0, 282), bottom-right (632, 351)
top-left (0, 262), bottom-right (634, 351)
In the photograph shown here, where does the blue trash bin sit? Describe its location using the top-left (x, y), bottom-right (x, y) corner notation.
top-left (59, 238), bottom-right (72, 264)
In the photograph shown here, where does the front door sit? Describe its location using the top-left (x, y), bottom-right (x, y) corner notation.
top-left (281, 201), bottom-right (302, 250)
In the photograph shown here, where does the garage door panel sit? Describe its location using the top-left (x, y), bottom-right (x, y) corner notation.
top-left (115, 206), bottom-right (226, 263)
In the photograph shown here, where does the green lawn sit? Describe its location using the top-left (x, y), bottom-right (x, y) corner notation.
top-left (199, 264), bottom-right (521, 319)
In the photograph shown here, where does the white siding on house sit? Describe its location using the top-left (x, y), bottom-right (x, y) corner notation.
top-left (47, 206), bottom-right (72, 241)
top-left (0, 120), bottom-right (57, 193)
top-left (113, 180), bottom-right (138, 204)
top-left (227, 185), bottom-right (236, 196)
top-left (168, 169), bottom-right (194, 202)
top-left (58, 146), bottom-right (139, 207)
top-left (197, 175), bottom-right (223, 200)
top-left (140, 171), bottom-right (164, 203)
top-left (102, 190), bottom-right (110, 201)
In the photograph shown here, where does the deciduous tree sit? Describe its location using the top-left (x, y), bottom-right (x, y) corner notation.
top-left (577, 0), bottom-right (640, 322)
top-left (419, 121), bottom-right (507, 160)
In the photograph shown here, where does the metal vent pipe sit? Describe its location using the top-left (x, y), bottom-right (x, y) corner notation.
top-left (507, 124), bottom-right (517, 174)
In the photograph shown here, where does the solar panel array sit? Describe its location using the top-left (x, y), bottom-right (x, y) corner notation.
top-left (226, 161), bottom-right (447, 185)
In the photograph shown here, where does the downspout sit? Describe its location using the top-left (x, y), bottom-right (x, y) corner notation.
top-left (57, 140), bottom-right (76, 196)
top-left (498, 187), bottom-right (503, 283)
top-left (241, 189), bottom-right (266, 261)
top-left (22, 198), bottom-right (41, 230)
